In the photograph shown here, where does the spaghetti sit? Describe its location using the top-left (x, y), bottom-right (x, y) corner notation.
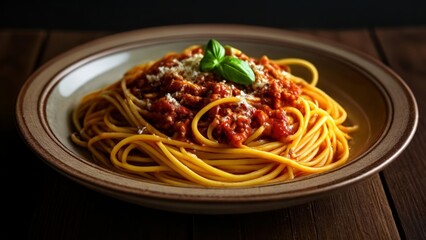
top-left (71, 40), bottom-right (357, 187)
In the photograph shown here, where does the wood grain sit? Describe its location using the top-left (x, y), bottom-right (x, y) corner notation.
top-left (25, 31), bottom-right (192, 240)
top-left (0, 29), bottom-right (47, 240)
top-left (40, 30), bottom-right (112, 63)
top-left (185, 29), bottom-right (400, 240)
top-left (4, 28), bottom-right (413, 239)
top-left (376, 27), bottom-right (426, 239)
top-left (0, 30), bottom-right (46, 132)
top-left (302, 29), bottom-right (399, 239)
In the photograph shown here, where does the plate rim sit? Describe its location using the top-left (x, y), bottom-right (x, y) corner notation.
top-left (15, 24), bottom-right (419, 212)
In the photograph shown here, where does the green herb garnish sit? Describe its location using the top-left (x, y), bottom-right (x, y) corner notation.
top-left (200, 39), bottom-right (255, 85)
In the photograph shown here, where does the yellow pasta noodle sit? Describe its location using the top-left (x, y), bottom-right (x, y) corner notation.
top-left (71, 40), bottom-right (357, 187)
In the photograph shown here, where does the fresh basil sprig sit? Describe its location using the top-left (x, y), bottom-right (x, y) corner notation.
top-left (200, 39), bottom-right (255, 85)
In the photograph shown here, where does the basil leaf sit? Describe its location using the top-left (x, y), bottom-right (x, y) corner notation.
top-left (216, 56), bottom-right (255, 85)
top-left (206, 39), bottom-right (225, 60)
top-left (200, 51), bottom-right (220, 72)
top-left (200, 39), bottom-right (225, 72)
top-left (199, 39), bottom-right (256, 85)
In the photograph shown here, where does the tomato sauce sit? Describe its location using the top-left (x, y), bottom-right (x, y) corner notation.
top-left (129, 47), bottom-right (301, 147)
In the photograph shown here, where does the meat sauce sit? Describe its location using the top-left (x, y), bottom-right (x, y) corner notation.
top-left (129, 47), bottom-right (301, 147)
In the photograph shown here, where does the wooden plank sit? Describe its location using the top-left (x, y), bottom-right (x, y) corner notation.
top-left (0, 29), bottom-right (47, 240)
top-left (193, 30), bottom-right (400, 240)
top-left (311, 177), bottom-right (399, 239)
top-left (194, 179), bottom-right (398, 240)
top-left (305, 30), bottom-right (400, 240)
top-left (39, 30), bottom-right (111, 63)
top-left (0, 29), bottom-right (46, 132)
top-left (17, 29), bottom-right (403, 239)
top-left (375, 27), bottom-right (426, 239)
top-left (26, 31), bottom-right (192, 239)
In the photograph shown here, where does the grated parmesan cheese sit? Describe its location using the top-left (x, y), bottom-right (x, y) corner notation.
top-left (165, 93), bottom-right (180, 106)
top-left (251, 63), bottom-right (269, 89)
top-left (145, 53), bottom-right (204, 85)
top-left (281, 69), bottom-right (292, 79)
top-left (236, 91), bottom-right (256, 112)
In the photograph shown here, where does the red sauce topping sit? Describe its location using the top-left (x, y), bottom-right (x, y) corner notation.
top-left (129, 47), bottom-right (301, 147)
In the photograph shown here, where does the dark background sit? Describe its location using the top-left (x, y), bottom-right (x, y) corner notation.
top-left (1, 0), bottom-right (426, 31)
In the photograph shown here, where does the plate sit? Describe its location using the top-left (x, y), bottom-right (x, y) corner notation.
top-left (16, 24), bottom-right (418, 214)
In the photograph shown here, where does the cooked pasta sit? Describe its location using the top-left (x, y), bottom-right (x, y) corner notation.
top-left (71, 39), bottom-right (357, 187)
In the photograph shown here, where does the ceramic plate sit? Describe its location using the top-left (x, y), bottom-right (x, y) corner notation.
top-left (16, 24), bottom-right (418, 214)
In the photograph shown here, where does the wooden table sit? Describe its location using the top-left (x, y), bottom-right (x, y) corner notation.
top-left (2, 26), bottom-right (425, 239)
